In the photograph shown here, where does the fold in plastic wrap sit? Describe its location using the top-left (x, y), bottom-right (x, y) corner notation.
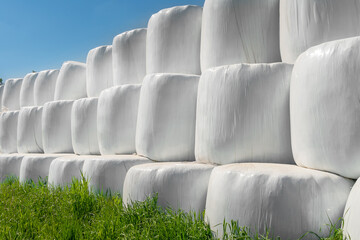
top-left (136, 74), bottom-right (199, 161)
top-left (86, 45), bottom-right (113, 97)
top-left (205, 163), bottom-right (354, 239)
top-left (98, 85), bottom-right (141, 155)
top-left (20, 72), bottom-right (38, 107)
top-left (0, 154), bottom-right (24, 181)
top-left (146, 5), bottom-right (202, 75)
top-left (113, 29), bottom-right (147, 85)
top-left (17, 106), bottom-right (43, 153)
top-left (201, 0), bottom-right (281, 72)
top-left (54, 61), bottom-right (87, 101)
top-left (343, 179), bottom-right (360, 240)
top-left (48, 157), bottom-right (85, 187)
top-left (123, 162), bottom-right (214, 213)
top-left (2, 78), bottom-right (23, 110)
top-left (34, 70), bottom-right (59, 106)
top-left (280, 0), bottom-right (360, 63)
top-left (196, 63), bottom-right (294, 165)
top-left (42, 100), bottom-right (74, 153)
top-left (291, 37), bottom-right (360, 179)
top-left (0, 111), bottom-right (19, 153)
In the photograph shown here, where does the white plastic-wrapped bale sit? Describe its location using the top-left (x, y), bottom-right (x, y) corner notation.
top-left (86, 45), bottom-right (113, 97)
top-left (201, 0), bottom-right (281, 72)
top-left (123, 162), bottom-right (214, 213)
top-left (17, 106), bottom-right (43, 153)
top-left (81, 155), bottom-right (152, 194)
top-left (280, 0), bottom-right (360, 63)
top-left (136, 74), bottom-right (199, 162)
top-left (0, 154), bottom-right (24, 181)
top-left (205, 163), bottom-right (354, 239)
top-left (98, 85), bottom-right (141, 155)
top-left (48, 157), bottom-right (85, 187)
top-left (291, 37), bottom-right (360, 179)
top-left (54, 61), bottom-right (87, 101)
top-left (146, 5), bottom-right (202, 75)
top-left (2, 78), bottom-right (23, 111)
top-left (0, 85), bottom-right (4, 111)
top-left (196, 63), bottom-right (294, 165)
top-left (20, 72), bottom-right (38, 107)
top-left (113, 29), bottom-right (147, 85)
top-left (71, 97), bottom-right (99, 155)
top-left (343, 179), bottom-right (360, 240)
top-left (42, 100), bottom-right (74, 153)
top-left (0, 111), bottom-right (19, 153)
top-left (34, 70), bottom-right (59, 106)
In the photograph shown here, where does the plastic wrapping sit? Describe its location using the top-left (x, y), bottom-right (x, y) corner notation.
top-left (17, 106), bottom-right (43, 153)
top-left (2, 78), bottom-right (23, 111)
top-left (98, 85), bottom-right (141, 155)
top-left (343, 179), bottom-right (360, 240)
top-left (71, 97), bottom-right (99, 155)
top-left (196, 63), bottom-right (294, 165)
top-left (81, 155), bottom-right (152, 194)
top-left (113, 29), bottom-right (147, 85)
top-left (0, 111), bottom-right (19, 153)
top-left (136, 74), bottom-right (199, 162)
top-left (20, 73), bottom-right (38, 107)
top-left (54, 61), bottom-right (87, 101)
top-left (146, 5), bottom-right (202, 75)
top-left (0, 154), bottom-right (24, 181)
top-left (42, 100), bottom-right (74, 153)
top-left (48, 157), bottom-right (85, 187)
top-left (123, 162), bottom-right (214, 213)
top-left (280, 0), bottom-right (360, 63)
top-left (205, 163), bottom-right (354, 239)
top-left (34, 70), bottom-right (59, 106)
top-left (86, 45), bottom-right (113, 97)
top-left (291, 37), bottom-right (360, 179)
top-left (201, 0), bottom-right (281, 72)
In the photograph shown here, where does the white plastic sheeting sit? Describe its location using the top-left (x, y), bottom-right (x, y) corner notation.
top-left (42, 100), bottom-right (74, 153)
top-left (48, 157), bottom-right (85, 187)
top-left (98, 85), bottom-right (141, 155)
top-left (2, 78), bottom-right (23, 111)
top-left (113, 29), bottom-right (147, 85)
top-left (201, 0), bottom-right (281, 72)
top-left (82, 155), bottom-right (152, 194)
top-left (343, 179), bottom-right (360, 240)
top-left (136, 74), bottom-right (199, 161)
top-left (0, 111), bottom-right (19, 153)
top-left (71, 98), bottom-right (99, 155)
top-left (123, 162), bottom-right (214, 213)
top-left (205, 163), bottom-right (354, 239)
top-left (20, 73), bottom-right (38, 107)
top-left (291, 37), bottom-right (360, 179)
top-left (146, 5), bottom-right (202, 75)
top-left (280, 0), bottom-right (360, 63)
top-left (0, 154), bottom-right (24, 181)
top-left (17, 106), bottom-right (43, 153)
top-left (34, 70), bottom-right (59, 106)
top-left (54, 61), bottom-right (87, 101)
top-left (196, 63), bottom-right (294, 165)
top-left (86, 45), bottom-right (113, 97)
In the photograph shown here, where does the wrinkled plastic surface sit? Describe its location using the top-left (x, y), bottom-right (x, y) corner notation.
top-left (280, 0), bottom-right (360, 63)
top-left (2, 78), bottom-right (23, 111)
top-left (196, 63), bottom-right (294, 165)
top-left (17, 107), bottom-right (43, 153)
top-left (0, 111), bottom-right (19, 153)
top-left (71, 98), bottom-right (100, 155)
top-left (54, 61), bottom-right (87, 101)
top-left (123, 162), bottom-right (214, 213)
top-left (20, 73), bottom-right (38, 107)
top-left (98, 85), bottom-right (141, 155)
top-left (0, 154), bottom-right (24, 181)
top-left (146, 5), bottom-right (202, 75)
top-left (42, 100), bottom-right (74, 153)
top-left (113, 29), bottom-right (147, 85)
top-left (343, 179), bottom-right (360, 240)
top-left (205, 163), bottom-right (354, 239)
top-left (86, 45), bottom-right (113, 97)
top-left (34, 70), bottom-right (59, 106)
top-left (201, 0), bottom-right (281, 72)
top-left (291, 37), bottom-right (360, 179)
top-left (136, 74), bottom-right (199, 161)
top-left (48, 157), bottom-right (85, 186)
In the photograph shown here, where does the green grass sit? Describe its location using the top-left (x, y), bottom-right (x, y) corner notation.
top-left (0, 176), bottom-right (346, 240)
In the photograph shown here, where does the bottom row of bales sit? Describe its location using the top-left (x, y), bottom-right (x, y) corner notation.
top-left (3, 37), bottom-right (360, 239)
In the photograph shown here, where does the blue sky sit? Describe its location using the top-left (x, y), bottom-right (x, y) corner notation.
top-left (0, 0), bottom-right (204, 80)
